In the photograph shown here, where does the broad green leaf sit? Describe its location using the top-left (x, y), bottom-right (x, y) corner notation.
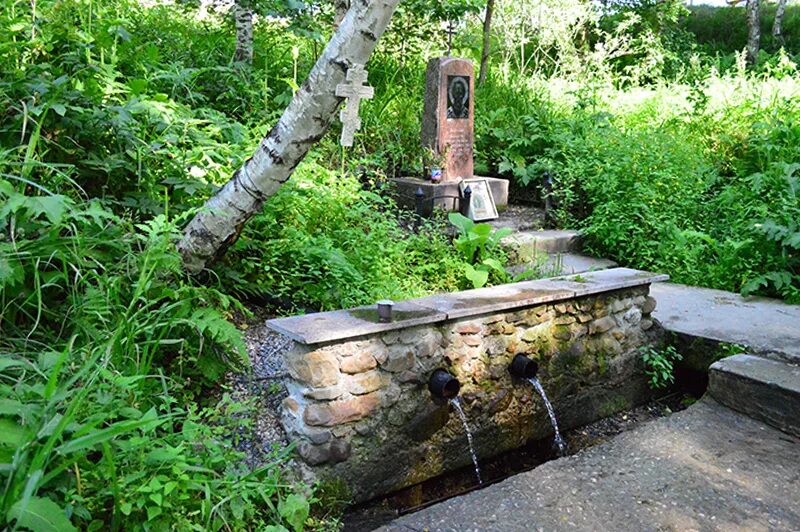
top-left (448, 212), bottom-right (474, 234)
top-left (471, 224), bottom-right (493, 237)
top-left (8, 496), bottom-right (77, 532)
top-left (481, 258), bottom-right (506, 274)
top-left (0, 418), bottom-right (32, 446)
top-left (147, 505), bottom-right (162, 521)
top-left (464, 264), bottom-right (489, 289)
top-left (56, 408), bottom-right (164, 455)
top-left (278, 494), bottom-right (309, 532)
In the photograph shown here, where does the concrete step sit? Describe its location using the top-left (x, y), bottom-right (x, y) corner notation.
top-left (501, 229), bottom-right (582, 261)
top-left (709, 354), bottom-right (800, 438)
top-left (508, 252), bottom-right (616, 278)
top-left (545, 253), bottom-right (617, 275)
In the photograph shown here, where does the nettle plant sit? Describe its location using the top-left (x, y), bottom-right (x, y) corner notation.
top-left (640, 345), bottom-right (683, 390)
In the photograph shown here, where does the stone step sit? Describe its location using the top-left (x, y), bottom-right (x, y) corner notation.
top-left (508, 253), bottom-right (617, 278)
top-left (501, 229), bottom-right (581, 261)
top-left (545, 253), bottom-right (617, 275)
top-left (708, 354), bottom-right (800, 438)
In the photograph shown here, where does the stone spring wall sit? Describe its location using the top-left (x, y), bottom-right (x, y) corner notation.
top-left (269, 269), bottom-right (666, 502)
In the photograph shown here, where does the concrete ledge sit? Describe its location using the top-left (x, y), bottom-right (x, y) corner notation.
top-left (709, 354), bottom-right (800, 438)
top-left (651, 283), bottom-right (800, 362)
top-left (266, 268), bottom-right (669, 345)
top-left (389, 176), bottom-right (509, 214)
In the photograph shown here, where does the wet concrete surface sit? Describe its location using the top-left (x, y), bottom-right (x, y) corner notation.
top-left (382, 398), bottom-right (800, 531)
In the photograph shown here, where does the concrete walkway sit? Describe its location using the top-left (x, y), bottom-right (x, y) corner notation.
top-left (381, 399), bottom-right (800, 532)
top-left (651, 283), bottom-right (800, 361)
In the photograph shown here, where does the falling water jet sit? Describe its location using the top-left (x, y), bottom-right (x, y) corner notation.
top-left (450, 397), bottom-right (482, 485)
top-left (427, 370), bottom-right (482, 485)
top-left (507, 355), bottom-right (566, 456)
top-left (529, 376), bottom-right (567, 456)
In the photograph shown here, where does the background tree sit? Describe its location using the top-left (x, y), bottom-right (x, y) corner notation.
top-left (234, 0), bottom-right (254, 63)
top-left (773, 0), bottom-right (788, 45)
top-left (746, 0), bottom-right (761, 64)
top-left (479, 0), bottom-right (495, 85)
top-left (177, 0), bottom-right (401, 272)
top-left (334, 0), bottom-right (350, 27)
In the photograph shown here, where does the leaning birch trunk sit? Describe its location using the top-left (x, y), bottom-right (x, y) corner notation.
top-left (746, 0), bottom-right (761, 65)
top-left (234, 1), bottom-right (254, 64)
top-left (478, 0), bottom-right (495, 86)
top-left (178, 0), bottom-right (401, 273)
top-left (334, 0), bottom-right (350, 28)
top-left (773, 0), bottom-right (788, 46)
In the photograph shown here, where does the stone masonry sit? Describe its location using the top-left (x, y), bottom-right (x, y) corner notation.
top-left (269, 270), bottom-right (666, 502)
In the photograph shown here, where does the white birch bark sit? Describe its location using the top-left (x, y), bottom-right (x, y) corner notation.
top-left (334, 0), bottom-right (351, 28)
top-left (773, 0), bottom-right (788, 46)
top-left (234, 0), bottom-right (254, 64)
top-left (178, 0), bottom-right (401, 273)
top-left (746, 0), bottom-right (762, 65)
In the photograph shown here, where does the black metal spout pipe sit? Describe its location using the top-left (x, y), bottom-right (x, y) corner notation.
top-left (509, 354), bottom-right (539, 379)
top-left (428, 369), bottom-right (461, 399)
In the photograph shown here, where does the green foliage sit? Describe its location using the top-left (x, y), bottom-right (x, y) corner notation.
top-left (713, 342), bottom-right (748, 362)
top-left (224, 162), bottom-right (468, 310)
top-left (685, 4), bottom-right (800, 57)
top-left (448, 212), bottom-right (512, 288)
top-left (3, 0), bottom-right (800, 526)
top-left (641, 345), bottom-right (683, 390)
top-left (0, 181), bottom-right (309, 529)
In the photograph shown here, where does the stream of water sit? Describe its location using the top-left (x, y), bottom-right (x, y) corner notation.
top-left (529, 377), bottom-right (567, 456)
top-left (449, 397), bottom-right (483, 485)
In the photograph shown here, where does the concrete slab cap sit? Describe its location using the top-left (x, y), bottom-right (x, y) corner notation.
top-left (410, 282), bottom-right (573, 320)
top-left (545, 253), bottom-right (618, 275)
top-left (266, 300), bottom-right (446, 345)
top-left (266, 268), bottom-right (669, 345)
top-left (542, 267), bottom-right (669, 297)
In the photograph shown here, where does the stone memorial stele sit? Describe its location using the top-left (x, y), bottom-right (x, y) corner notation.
top-left (421, 57), bottom-right (474, 182)
top-left (389, 57), bottom-right (508, 214)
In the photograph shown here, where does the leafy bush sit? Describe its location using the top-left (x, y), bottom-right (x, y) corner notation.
top-left (0, 182), bottom-right (309, 530)
top-left (223, 161), bottom-right (469, 311)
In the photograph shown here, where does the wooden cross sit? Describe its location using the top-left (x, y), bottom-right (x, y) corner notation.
top-left (335, 64), bottom-right (374, 147)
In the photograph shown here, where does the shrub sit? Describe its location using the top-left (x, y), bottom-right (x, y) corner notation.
top-left (223, 161), bottom-right (469, 311)
top-left (0, 181), bottom-right (309, 530)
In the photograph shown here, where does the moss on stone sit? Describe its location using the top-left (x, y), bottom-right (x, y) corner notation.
top-left (596, 352), bottom-right (609, 376)
top-left (599, 395), bottom-right (631, 417)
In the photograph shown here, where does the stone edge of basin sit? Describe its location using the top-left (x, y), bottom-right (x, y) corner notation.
top-left (266, 267), bottom-right (670, 345)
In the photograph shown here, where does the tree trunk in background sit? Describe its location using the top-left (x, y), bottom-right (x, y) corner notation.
top-left (773, 0), bottom-right (788, 47)
top-left (234, 0), bottom-right (254, 64)
top-left (334, 0), bottom-right (350, 28)
top-left (478, 0), bottom-right (495, 86)
top-left (178, 0), bottom-right (401, 273)
top-left (746, 0), bottom-right (761, 65)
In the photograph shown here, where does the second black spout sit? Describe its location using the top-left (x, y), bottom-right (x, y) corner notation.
top-left (509, 354), bottom-right (539, 379)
